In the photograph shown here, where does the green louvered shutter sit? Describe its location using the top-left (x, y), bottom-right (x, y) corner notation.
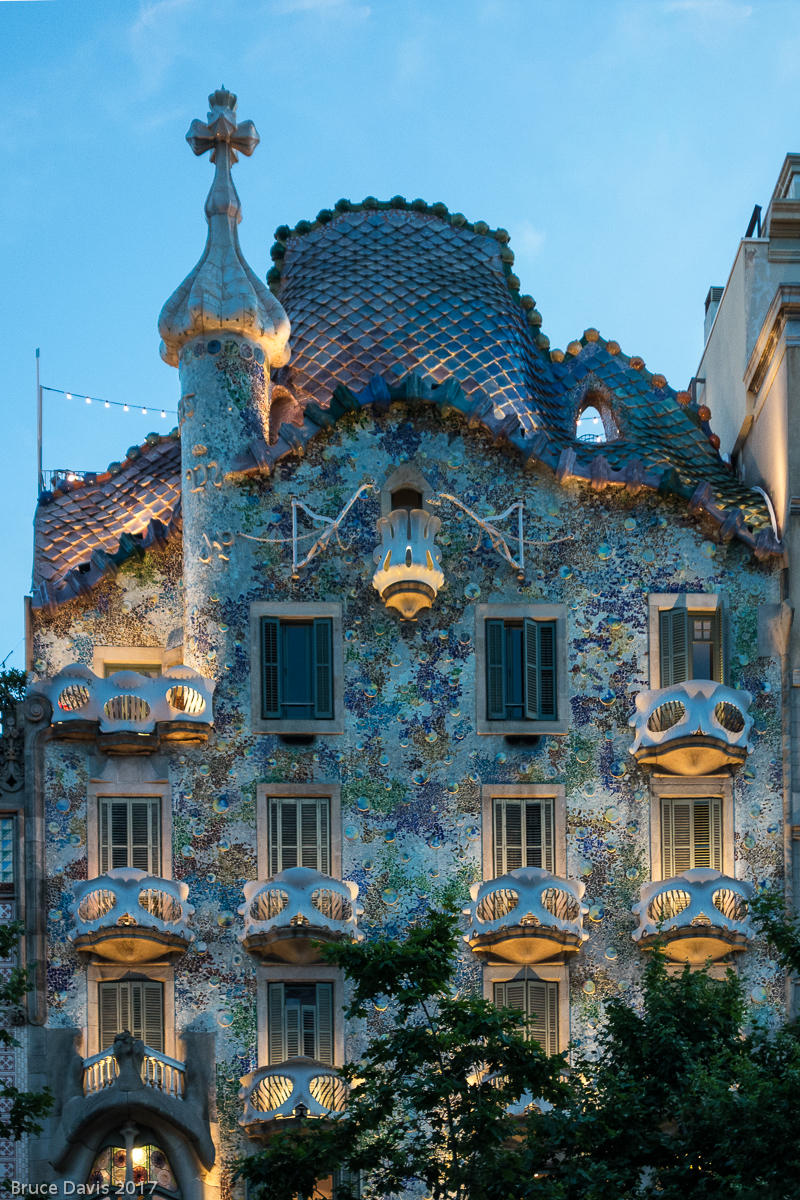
top-left (486, 620), bottom-right (506, 719)
top-left (268, 983), bottom-right (285, 1064)
top-left (660, 609), bottom-right (689, 687)
top-left (538, 623), bottom-right (557, 718)
top-left (523, 619), bottom-right (539, 719)
top-left (261, 617), bottom-right (281, 719)
top-left (662, 797), bottom-right (723, 876)
top-left (312, 618), bottom-right (334, 719)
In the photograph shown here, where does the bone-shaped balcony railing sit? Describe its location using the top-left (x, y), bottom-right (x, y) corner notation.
top-left (464, 866), bottom-right (588, 963)
top-left (83, 1044), bottom-right (186, 1098)
top-left (30, 664), bottom-right (215, 734)
top-left (632, 868), bottom-right (754, 962)
top-left (71, 868), bottom-right (193, 960)
top-left (629, 680), bottom-right (752, 775)
top-left (239, 1058), bottom-right (348, 1130)
top-left (239, 867), bottom-right (363, 960)
top-left (372, 507), bottom-right (445, 620)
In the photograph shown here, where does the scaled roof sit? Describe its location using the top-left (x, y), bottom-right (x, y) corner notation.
top-left (31, 198), bottom-right (780, 610)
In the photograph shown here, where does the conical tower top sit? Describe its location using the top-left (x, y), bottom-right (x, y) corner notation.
top-left (158, 87), bottom-right (291, 367)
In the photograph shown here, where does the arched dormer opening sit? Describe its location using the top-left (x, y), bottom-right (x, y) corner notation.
top-left (575, 397), bottom-right (619, 445)
top-left (380, 464), bottom-right (433, 517)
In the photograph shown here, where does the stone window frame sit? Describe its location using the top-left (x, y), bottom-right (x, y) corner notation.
top-left (86, 962), bottom-right (177, 1059)
top-left (481, 962), bottom-right (570, 1057)
top-left (474, 603), bottom-right (569, 736)
top-left (249, 602), bottom-right (345, 735)
top-left (91, 645), bottom-right (182, 677)
top-left (87, 778), bottom-right (173, 881)
top-left (648, 774), bottom-right (735, 881)
top-left (647, 592), bottom-right (728, 690)
top-left (380, 464), bottom-right (434, 517)
top-left (480, 784), bottom-right (567, 880)
top-left (256, 784), bottom-right (343, 881)
top-left (256, 962), bottom-right (346, 1068)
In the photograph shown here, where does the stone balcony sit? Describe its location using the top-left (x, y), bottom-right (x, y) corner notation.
top-left (632, 868), bottom-right (754, 963)
top-left (239, 1058), bottom-right (348, 1139)
top-left (29, 664), bottom-right (215, 751)
top-left (463, 866), bottom-right (588, 964)
top-left (629, 680), bottom-right (753, 775)
top-left (83, 1040), bottom-right (186, 1099)
top-left (71, 868), bottom-right (193, 962)
top-left (239, 867), bottom-right (363, 963)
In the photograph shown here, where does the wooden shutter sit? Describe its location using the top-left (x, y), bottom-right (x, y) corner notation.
top-left (130, 800), bottom-right (159, 874)
top-left (495, 797), bottom-right (555, 874)
top-left (527, 981), bottom-right (558, 1056)
top-left (268, 983), bottom-right (285, 1064)
top-left (659, 609), bottom-right (689, 687)
top-left (312, 618), bottom-right (334, 719)
top-left (300, 800), bottom-right (325, 871)
top-left (486, 620), bottom-right (506, 719)
top-left (141, 982), bottom-right (164, 1052)
top-left (99, 982), bottom-right (122, 1050)
top-left (261, 617), bottom-right (281, 719)
top-left (100, 798), bottom-right (159, 874)
top-left (711, 608), bottom-right (724, 684)
top-left (317, 983), bottom-right (334, 1065)
top-left (523, 618), bottom-right (539, 719)
top-left (99, 981), bottom-right (162, 1051)
top-left (662, 796), bottom-right (723, 875)
top-left (270, 797), bottom-right (330, 874)
top-left (286, 998), bottom-right (302, 1059)
top-left (110, 801), bottom-right (130, 870)
top-left (538, 623), bottom-right (557, 718)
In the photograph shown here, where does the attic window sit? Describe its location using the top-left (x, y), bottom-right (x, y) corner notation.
top-left (575, 403), bottom-right (618, 445)
top-left (391, 487), bottom-right (424, 511)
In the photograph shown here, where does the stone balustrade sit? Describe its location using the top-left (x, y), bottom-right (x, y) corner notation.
top-left (629, 680), bottom-right (752, 775)
top-left (71, 867), bottom-right (193, 962)
top-left (29, 664), bottom-right (215, 742)
top-left (372, 507), bottom-right (445, 619)
top-left (239, 1057), bottom-right (348, 1135)
top-left (83, 1041), bottom-right (185, 1099)
top-left (632, 867), bottom-right (754, 963)
top-left (464, 866), bottom-right (588, 963)
top-left (239, 866), bottom-right (363, 962)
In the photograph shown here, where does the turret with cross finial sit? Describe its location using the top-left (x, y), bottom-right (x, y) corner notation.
top-left (159, 88), bottom-right (291, 672)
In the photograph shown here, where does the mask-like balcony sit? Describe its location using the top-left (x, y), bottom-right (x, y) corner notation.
top-left (372, 508), bottom-right (445, 620)
top-left (629, 680), bottom-right (752, 775)
top-left (632, 868), bottom-right (754, 963)
top-left (29, 664), bottom-right (215, 751)
top-left (239, 1059), bottom-right (348, 1139)
top-left (71, 868), bottom-right (193, 962)
top-left (239, 867), bottom-right (363, 963)
top-left (463, 867), bottom-right (588, 964)
top-left (83, 1041), bottom-right (186, 1099)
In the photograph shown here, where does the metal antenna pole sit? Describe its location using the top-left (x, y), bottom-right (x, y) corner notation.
top-left (35, 348), bottom-right (43, 494)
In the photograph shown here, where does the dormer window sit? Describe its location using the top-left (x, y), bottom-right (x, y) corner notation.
top-left (575, 401), bottom-right (618, 444)
top-left (391, 486), bottom-right (424, 511)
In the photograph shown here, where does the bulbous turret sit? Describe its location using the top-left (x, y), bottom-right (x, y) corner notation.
top-left (158, 87), bottom-right (290, 368)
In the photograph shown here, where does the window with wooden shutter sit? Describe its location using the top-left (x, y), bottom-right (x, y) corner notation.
top-left (99, 980), bottom-right (164, 1052)
top-left (493, 979), bottom-right (559, 1055)
top-left (268, 795), bottom-right (330, 876)
top-left (99, 797), bottom-right (161, 875)
top-left (661, 796), bottom-right (723, 876)
top-left (659, 606), bottom-right (722, 686)
top-left (493, 796), bottom-right (554, 875)
top-left (267, 982), bottom-right (335, 1065)
top-left (485, 618), bottom-right (558, 722)
top-left (261, 617), bottom-right (335, 721)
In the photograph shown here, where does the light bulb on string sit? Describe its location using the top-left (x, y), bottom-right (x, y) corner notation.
top-left (160, 410), bottom-right (166, 419)
top-left (65, 393), bottom-right (72, 400)
top-left (85, 396), bottom-right (91, 404)
top-left (105, 401), bottom-right (110, 409)
top-left (142, 407), bottom-right (147, 415)
top-left (123, 404), bottom-right (129, 412)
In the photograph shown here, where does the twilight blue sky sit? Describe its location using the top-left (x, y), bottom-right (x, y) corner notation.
top-left (3, 0), bottom-right (800, 669)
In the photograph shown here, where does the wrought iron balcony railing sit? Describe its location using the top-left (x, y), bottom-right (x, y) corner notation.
top-left (30, 664), bottom-right (215, 743)
top-left (464, 866), bottom-right (588, 963)
top-left (71, 867), bottom-right (193, 962)
top-left (239, 1058), bottom-right (348, 1137)
top-left (629, 680), bottom-right (752, 775)
top-left (632, 868), bottom-right (754, 962)
top-left (239, 867), bottom-right (363, 962)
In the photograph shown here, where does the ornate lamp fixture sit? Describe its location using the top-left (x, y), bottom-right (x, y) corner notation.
top-left (372, 507), bottom-right (444, 620)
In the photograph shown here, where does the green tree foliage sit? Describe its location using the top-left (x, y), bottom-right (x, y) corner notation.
top-left (236, 910), bottom-right (568, 1200)
top-left (237, 910), bottom-right (800, 1200)
top-left (0, 923), bottom-right (52, 1146)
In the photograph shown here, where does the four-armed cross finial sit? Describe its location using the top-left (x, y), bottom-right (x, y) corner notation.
top-left (186, 87), bottom-right (259, 163)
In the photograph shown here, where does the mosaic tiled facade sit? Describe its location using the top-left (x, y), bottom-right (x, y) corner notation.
top-left (16, 90), bottom-right (791, 1198)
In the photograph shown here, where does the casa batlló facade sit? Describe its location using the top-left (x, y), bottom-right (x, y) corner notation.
top-left (2, 89), bottom-right (791, 1197)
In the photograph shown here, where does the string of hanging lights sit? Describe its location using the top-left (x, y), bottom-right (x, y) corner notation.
top-left (41, 384), bottom-right (177, 419)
